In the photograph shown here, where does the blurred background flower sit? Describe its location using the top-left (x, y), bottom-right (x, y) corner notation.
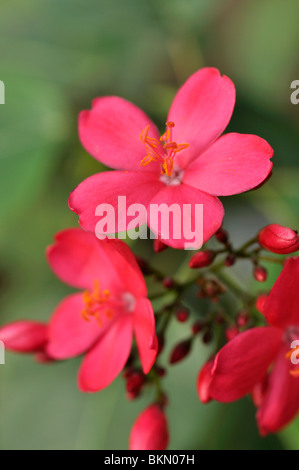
top-left (1, 0), bottom-right (299, 450)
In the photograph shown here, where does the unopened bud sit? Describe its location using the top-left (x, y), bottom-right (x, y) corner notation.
top-left (253, 265), bottom-right (268, 282)
top-left (169, 339), bottom-right (191, 364)
top-left (129, 404), bottom-right (169, 450)
top-left (189, 250), bottom-right (215, 269)
top-left (256, 293), bottom-right (268, 314)
top-left (176, 308), bottom-right (189, 323)
top-left (258, 224), bottom-right (299, 254)
top-left (225, 253), bottom-right (236, 267)
top-left (163, 277), bottom-right (175, 289)
top-left (215, 228), bottom-right (229, 244)
top-left (236, 311), bottom-right (249, 327)
top-left (225, 326), bottom-right (239, 341)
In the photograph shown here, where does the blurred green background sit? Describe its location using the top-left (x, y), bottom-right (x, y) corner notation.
top-left (1, 0), bottom-right (299, 450)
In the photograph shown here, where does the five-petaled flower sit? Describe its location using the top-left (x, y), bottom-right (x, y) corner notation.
top-left (209, 257), bottom-right (299, 435)
top-left (69, 67), bottom-right (273, 249)
top-left (46, 228), bottom-right (157, 392)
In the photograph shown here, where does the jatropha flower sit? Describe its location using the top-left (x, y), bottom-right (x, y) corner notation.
top-left (209, 257), bottom-right (299, 435)
top-left (69, 68), bottom-right (273, 249)
top-left (129, 404), bottom-right (169, 450)
top-left (46, 228), bottom-right (157, 392)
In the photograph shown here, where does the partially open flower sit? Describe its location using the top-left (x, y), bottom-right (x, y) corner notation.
top-left (258, 224), bottom-right (299, 254)
top-left (129, 404), bottom-right (169, 450)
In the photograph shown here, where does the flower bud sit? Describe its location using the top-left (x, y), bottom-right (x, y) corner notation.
top-left (169, 339), bottom-right (191, 364)
top-left (176, 308), bottom-right (189, 323)
top-left (236, 311), bottom-right (249, 327)
top-left (258, 224), bottom-right (299, 254)
top-left (129, 404), bottom-right (169, 450)
top-left (215, 227), bottom-right (229, 244)
top-left (126, 370), bottom-right (145, 396)
top-left (192, 321), bottom-right (204, 334)
top-left (225, 253), bottom-right (236, 267)
top-left (256, 293), bottom-right (268, 314)
top-left (163, 277), bottom-right (175, 289)
top-left (0, 321), bottom-right (48, 353)
top-left (253, 265), bottom-right (268, 282)
top-left (225, 326), bottom-right (239, 341)
top-left (189, 250), bottom-right (215, 269)
top-left (153, 239), bottom-right (168, 253)
top-left (197, 359), bottom-right (214, 404)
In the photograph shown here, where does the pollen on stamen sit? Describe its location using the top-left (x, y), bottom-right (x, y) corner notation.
top-left (140, 121), bottom-right (189, 177)
top-left (81, 280), bottom-right (112, 326)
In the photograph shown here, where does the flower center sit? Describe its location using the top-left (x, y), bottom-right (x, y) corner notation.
top-left (81, 279), bottom-right (114, 327)
top-left (140, 121), bottom-right (189, 177)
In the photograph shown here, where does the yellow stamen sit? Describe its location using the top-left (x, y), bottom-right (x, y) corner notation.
top-left (139, 121), bottom-right (189, 176)
top-left (81, 280), bottom-right (113, 326)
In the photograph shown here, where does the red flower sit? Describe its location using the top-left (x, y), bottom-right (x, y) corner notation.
top-left (258, 224), bottom-right (299, 254)
top-left (129, 404), bottom-right (169, 450)
top-left (209, 257), bottom-right (299, 435)
top-left (70, 68), bottom-right (273, 249)
top-left (46, 228), bottom-right (157, 392)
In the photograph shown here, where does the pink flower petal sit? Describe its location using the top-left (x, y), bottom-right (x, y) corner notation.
top-left (79, 96), bottom-right (162, 172)
top-left (78, 314), bottom-right (133, 392)
top-left (184, 133), bottom-right (273, 196)
top-left (257, 345), bottom-right (299, 435)
top-left (69, 171), bottom-right (164, 236)
top-left (209, 327), bottom-right (282, 402)
top-left (47, 293), bottom-right (103, 359)
top-left (167, 68), bottom-right (236, 169)
top-left (47, 228), bottom-right (147, 297)
top-left (147, 184), bottom-right (224, 249)
top-left (0, 321), bottom-right (47, 353)
top-left (133, 298), bottom-right (157, 374)
top-left (263, 258), bottom-right (299, 329)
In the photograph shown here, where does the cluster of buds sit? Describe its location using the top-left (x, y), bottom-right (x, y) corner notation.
top-left (197, 277), bottom-right (226, 303)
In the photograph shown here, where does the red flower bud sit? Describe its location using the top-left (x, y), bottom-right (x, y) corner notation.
top-left (225, 326), bottom-right (239, 341)
top-left (129, 404), bottom-right (169, 450)
top-left (163, 277), bottom-right (175, 289)
top-left (197, 359), bottom-right (214, 404)
top-left (189, 250), bottom-right (215, 269)
top-left (169, 339), bottom-right (191, 364)
top-left (258, 224), bottom-right (299, 254)
top-left (256, 293), bottom-right (268, 314)
top-left (225, 253), bottom-right (236, 267)
top-left (236, 311), bottom-right (249, 327)
top-left (0, 321), bottom-right (48, 353)
top-left (176, 308), bottom-right (189, 323)
top-left (253, 265), bottom-right (268, 282)
top-left (153, 239), bottom-right (168, 253)
top-left (192, 321), bottom-right (204, 334)
top-left (126, 370), bottom-right (145, 395)
top-left (215, 228), bottom-right (229, 244)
